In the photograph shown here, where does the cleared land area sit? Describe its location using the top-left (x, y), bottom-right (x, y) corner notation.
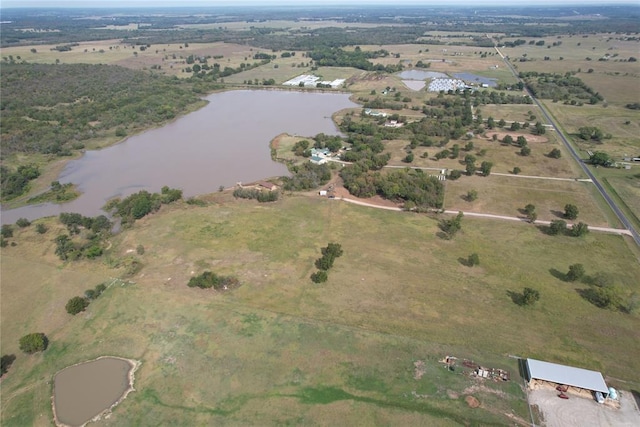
top-left (2, 196), bottom-right (639, 424)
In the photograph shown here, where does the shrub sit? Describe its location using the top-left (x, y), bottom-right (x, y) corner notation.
top-left (548, 148), bottom-right (562, 159)
top-left (566, 263), bottom-right (585, 282)
top-left (1, 225), bottom-right (14, 238)
top-left (66, 296), bottom-right (89, 315)
top-left (35, 223), bottom-right (48, 234)
top-left (187, 271), bottom-right (239, 290)
top-left (16, 218), bottom-right (31, 228)
top-left (571, 222), bottom-right (589, 237)
top-left (512, 166), bottom-right (521, 175)
top-left (1, 354), bottom-right (16, 376)
top-left (448, 170), bottom-right (463, 180)
top-left (19, 333), bottom-right (48, 354)
top-left (521, 287), bottom-right (540, 306)
top-left (468, 253), bottom-right (480, 266)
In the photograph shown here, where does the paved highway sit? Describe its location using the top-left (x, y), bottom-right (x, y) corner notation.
top-left (494, 46), bottom-right (640, 247)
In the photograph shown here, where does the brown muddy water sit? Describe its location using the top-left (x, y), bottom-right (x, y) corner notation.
top-left (53, 357), bottom-right (138, 426)
top-left (1, 90), bottom-right (357, 224)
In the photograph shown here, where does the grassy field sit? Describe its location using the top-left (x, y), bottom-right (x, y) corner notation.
top-left (444, 175), bottom-right (615, 227)
top-left (502, 33), bottom-right (640, 106)
top-left (2, 195), bottom-right (639, 425)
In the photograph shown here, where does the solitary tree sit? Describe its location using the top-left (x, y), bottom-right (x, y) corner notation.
top-left (520, 146), bottom-right (531, 156)
top-left (466, 190), bottom-right (478, 202)
top-left (521, 287), bottom-right (540, 306)
top-left (524, 204), bottom-right (536, 222)
top-left (19, 333), bottom-right (47, 354)
top-left (548, 219), bottom-right (567, 235)
top-left (480, 161), bottom-right (493, 177)
top-left (440, 211), bottom-right (464, 239)
top-left (564, 204), bottom-right (579, 220)
top-left (572, 222), bottom-right (589, 237)
top-left (65, 296), bottom-right (89, 315)
top-left (502, 135), bottom-right (513, 145)
top-left (512, 166), bottom-right (521, 175)
top-left (548, 148), bottom-right (562, 159)
top-left (566, 263), bottom-right (585, 282)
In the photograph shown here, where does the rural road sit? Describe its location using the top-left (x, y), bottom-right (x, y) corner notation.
top-left (494, 45), bottom-right (640, 246)
top-left (337, 197), bottom-right (632, 237)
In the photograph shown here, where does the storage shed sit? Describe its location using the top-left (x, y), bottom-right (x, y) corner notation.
top-left (525, 358), bottom-right (609, 397)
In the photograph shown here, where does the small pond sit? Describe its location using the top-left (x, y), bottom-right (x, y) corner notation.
top-left (53, 357), bottom-right (138, 427)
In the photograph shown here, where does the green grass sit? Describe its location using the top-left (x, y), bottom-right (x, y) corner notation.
top-left (2, 196), bottom-right (639, 425)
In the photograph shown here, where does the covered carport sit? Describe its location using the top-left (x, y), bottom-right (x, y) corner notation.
top-left (525, 358), bottom-right (609, 397)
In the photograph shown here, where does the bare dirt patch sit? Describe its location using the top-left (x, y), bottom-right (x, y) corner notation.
top-left (465, 395), bottom-right (481, 408)
top-left (528, 386), bottom-right (640, 427)
top-left (413, 360), bottom-right (426, 380)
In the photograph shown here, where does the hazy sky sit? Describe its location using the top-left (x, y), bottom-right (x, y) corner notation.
top-left (1, 0), bottom-right (637, 8)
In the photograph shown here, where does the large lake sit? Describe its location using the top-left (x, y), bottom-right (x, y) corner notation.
top-left (1, 90), bottom-right (357, 224)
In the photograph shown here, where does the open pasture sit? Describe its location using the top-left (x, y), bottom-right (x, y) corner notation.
top-left (444, 175), bottom-right (613, 227)
top-left (2, 194), bottom-right (639, 425)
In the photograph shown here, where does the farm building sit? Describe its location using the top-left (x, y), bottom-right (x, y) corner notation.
top-left (525, 358), bottom-right (609, 397)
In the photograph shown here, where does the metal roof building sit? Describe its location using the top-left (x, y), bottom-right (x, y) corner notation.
top-left (526, 358), bottom-right (609, 395)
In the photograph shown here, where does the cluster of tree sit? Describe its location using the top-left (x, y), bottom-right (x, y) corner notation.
top-left (51, 212), bottom-right (113, 260)
top-left (439, 211), bottom-right (464, 239)
top-left (104, 186), bottom-right (182, 226)
top-left (562, 267), bottom-right (636, 313)
top-left (0, 63), bottom-right (205, 158)
top-left (187, 271), bottom-right (240, 291)
top-left (577, 126), bottom-right (608, 142)
top-left (341, 165), bottom-right (444, 210)
top-left (625, 102), bottom-right (640, 110)
top-left (307, 46), bottom-right (401, 72)
top-left (0, 164), bottom-right (40, 200)
top-left (59, 212), bottom-right (112, 235)
top-left (546, 219), bottom-right (589, 237)
top-left (588, 151), bottom-right (613, 167)
top-left (26, 181), bottom-right (79, 204)
top-left (310, 242), bottom-right (343, 283)
top-left (470, 90), bottom-right (532, 106)
top-left (282, 162), bottom-right (332, 191)
top-left (312, 133), bottom-right (344, 153)
top-left (65, 282), bottom-right (107, 315)
top-left (232, 187), bottom-right (279, 202)
top-left (520, 72), bottom-right (603, 105)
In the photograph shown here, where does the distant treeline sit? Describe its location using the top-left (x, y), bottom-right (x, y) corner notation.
top-left (3, 6), bottom-right (639, 49)
top-left (0, 63), bottom-right (213, 158)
